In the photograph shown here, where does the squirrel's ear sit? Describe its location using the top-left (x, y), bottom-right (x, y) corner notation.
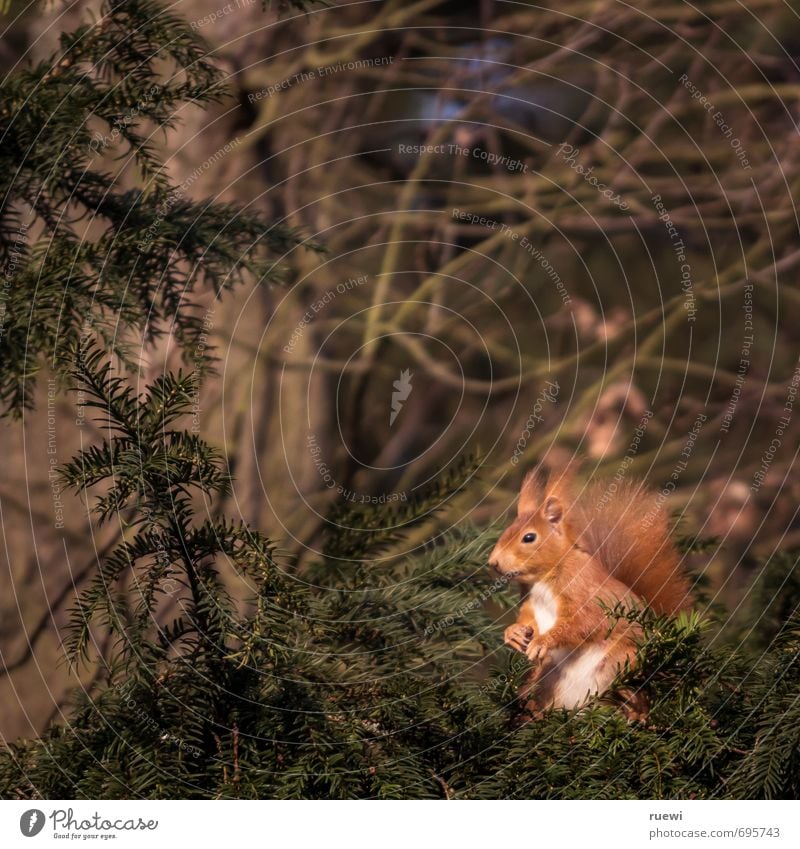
top-left (518, 465), bottom-right (550, 515)
top-left (543, 496), bottom-right (563, 527)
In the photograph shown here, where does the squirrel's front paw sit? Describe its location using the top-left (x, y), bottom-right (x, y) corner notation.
top-left (504, 623), bottom-right (533, 653)
top-left (525, 638), bottom-right (550, 664)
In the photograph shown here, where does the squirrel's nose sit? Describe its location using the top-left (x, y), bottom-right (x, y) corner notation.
top-left (489, 559), bottom-right (500, 573)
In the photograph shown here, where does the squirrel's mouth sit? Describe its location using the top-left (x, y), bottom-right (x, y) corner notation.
top-left (489, 561), bottom-right (522, 578)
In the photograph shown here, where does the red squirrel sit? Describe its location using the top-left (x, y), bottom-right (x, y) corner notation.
top-left (489, 466), bottom-right (691, 718)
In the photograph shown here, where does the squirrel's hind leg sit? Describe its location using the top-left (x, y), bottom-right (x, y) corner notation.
top-left (597, 638), bottom-right (649, 721)
top-left (615, 688), bottom-right (649, 722)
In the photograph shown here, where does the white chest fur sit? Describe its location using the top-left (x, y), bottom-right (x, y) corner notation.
top-left (528, 582), bottom-right (558, 634)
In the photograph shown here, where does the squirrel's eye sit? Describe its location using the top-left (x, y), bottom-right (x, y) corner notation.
top-left (522, 532), bottom-right (537, 543)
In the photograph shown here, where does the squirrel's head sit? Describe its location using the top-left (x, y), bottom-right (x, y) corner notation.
top-left (488, 466), bottom-right (577, 581)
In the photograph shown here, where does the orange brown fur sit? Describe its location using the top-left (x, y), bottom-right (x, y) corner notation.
top-left (489, 465), bottom-right (691, 718)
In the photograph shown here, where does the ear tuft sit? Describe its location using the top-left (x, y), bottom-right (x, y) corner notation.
top-left (518, 465), bottom-right (550, 515)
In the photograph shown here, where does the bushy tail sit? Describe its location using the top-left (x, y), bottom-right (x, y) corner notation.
top-left (572, 478), bottom-right (691, 615)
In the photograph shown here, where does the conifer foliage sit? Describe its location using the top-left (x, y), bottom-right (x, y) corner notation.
top-left (0, 0), bottom-right (301, 412)
top-left (1, 360), bottom-right (799, 798)
top-left (1, 0), bottom-right (799, 800)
